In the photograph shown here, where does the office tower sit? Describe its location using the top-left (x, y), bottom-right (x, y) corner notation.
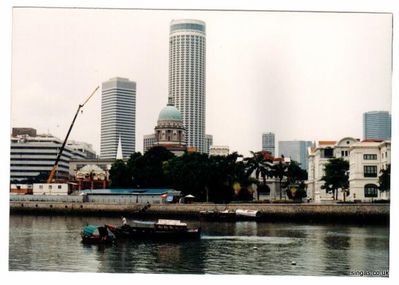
top-left (278, 140), bottom-right (313, 170)
top-left (100, 77), bottom-right (136, 159)
top-left (262, 132), bottom-right (275, 156)
top-left (363, 111), bottom-right (391, 140)
top-left (169, 19), bottom-right (206, 153)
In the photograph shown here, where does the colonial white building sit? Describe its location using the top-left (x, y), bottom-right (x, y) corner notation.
top-left (307, 137), bottom-right (359, 202)
top-left (143, 99), bottom-right (187, 156)
top-left (349, 140), bottom-right (391, 201)
top-left (307, 137), bottom-right (390, 202)
top-left (154, 101), bottom-right (187, 156)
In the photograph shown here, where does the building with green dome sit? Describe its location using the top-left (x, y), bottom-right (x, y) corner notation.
top-left (143, 100), bottom-right (187, 155)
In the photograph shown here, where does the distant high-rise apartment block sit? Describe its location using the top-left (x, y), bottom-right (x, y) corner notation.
top-left (205, 134), bottom-right (213, 154)
top-left (363, 111), bottom-right (391, 140)
top-left (169, 19), bottom-right (206, 153)
top-left (262, 132), bottom-right (275, 156)
top-left (278, 140), bottom-right (312, 170)
top-left (100, 77), bottom-right (136, 159)
top-left (143, 134), bottom-right (156, 153)
top-left (67, 140), bottom-right (97, 159)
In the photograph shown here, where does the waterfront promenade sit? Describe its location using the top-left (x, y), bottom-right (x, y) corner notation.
top-left (9, 200), bottom-right (389, 224)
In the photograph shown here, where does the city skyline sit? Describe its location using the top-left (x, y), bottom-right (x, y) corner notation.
top-left (10, 8), bottom-right (392, 157)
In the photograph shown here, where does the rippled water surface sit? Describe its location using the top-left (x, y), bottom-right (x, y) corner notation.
top-left (9, 215), bottom-right (389, 276)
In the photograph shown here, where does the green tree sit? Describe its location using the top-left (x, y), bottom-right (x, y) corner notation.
top-left (129, 146), bottom-right (175, 188)
top-left (109, 160), bottom-right (130, 188)
top-left (126, 152), bottom-right (144, 187)
top-left (379, 164), bottom-right (391, 192)
top-left (244, 151), bottom-right (273, 201)
top-left (207, 152), bottom-right (249, 203)
top-left (283, 160), bottom-right (308, 201)
top-left (164, 152), bottom-right (210, 201)
top-left (320, 158), bottom-right (349, 200)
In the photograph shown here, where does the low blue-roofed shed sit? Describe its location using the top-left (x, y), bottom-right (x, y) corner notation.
top-left (80, 188), bottom-right (180, 195)
top-left (78, 188), bottom-right (181, 204)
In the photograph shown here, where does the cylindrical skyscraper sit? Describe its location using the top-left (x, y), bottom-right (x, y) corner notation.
top-left (169, 19), bottom-right (206, 153)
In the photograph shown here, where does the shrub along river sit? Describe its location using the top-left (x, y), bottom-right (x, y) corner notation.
top-left (9, 215), bottom-right (389, 276)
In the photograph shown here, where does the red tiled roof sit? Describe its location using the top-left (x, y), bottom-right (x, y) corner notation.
top-left (257, 151), bottom-right (275, 161)
top-left (318, 141), bottom-right (336, 145)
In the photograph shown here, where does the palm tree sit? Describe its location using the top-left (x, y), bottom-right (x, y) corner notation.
top-left (271, 159), bottom-right (288, 200)
top-left (244, 151), bottom-right (273, 200)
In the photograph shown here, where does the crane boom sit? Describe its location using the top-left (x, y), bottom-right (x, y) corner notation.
top-left (47, 86), bottom-right (99, 183)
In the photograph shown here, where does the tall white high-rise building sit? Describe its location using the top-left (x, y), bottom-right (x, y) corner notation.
top-left (100, 77), bottom-right (136, 159)
top-left (169, 19), bottom-right (206, 153)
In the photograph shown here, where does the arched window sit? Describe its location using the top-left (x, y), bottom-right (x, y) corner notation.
top-left (364, 184), bottom-right (378, 198)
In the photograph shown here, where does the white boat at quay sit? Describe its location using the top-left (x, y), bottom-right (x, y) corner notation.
top-left (235, 209), bottom-right (260, 218)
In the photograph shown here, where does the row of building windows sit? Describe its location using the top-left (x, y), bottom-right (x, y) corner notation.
top-left (11, 169), bottom-right (69, 173)
top-left (363, 154), bottom-right (377, 160)
top-left (10, 163), bottom-right (69, 168)
top-left (170, 23), bottom-right (205, 32)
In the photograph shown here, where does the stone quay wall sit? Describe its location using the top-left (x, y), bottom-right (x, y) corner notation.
top-left (9, 201), bottom-right (389, 224)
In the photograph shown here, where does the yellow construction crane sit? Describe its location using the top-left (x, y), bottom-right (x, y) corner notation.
top-left (47, 86), bottom-right (99, 183)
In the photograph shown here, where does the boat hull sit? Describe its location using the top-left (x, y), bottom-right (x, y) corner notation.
top-left (81, 235), bottom-right (115, 245)
top-left (106, 224), bottom-right (201, 241)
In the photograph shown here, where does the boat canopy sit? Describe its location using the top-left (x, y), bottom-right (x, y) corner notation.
top-left (130, 220), bottom-right (156, 228)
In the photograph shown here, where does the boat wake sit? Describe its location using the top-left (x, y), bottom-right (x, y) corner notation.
top-left (201, 235), bottom-right (298, 244)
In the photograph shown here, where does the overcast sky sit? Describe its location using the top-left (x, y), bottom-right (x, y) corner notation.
top-left (11, 8), bottom-right (392, 156)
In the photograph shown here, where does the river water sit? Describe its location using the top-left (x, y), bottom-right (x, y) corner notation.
top-left (8, 215), bottom-right (389, 276)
